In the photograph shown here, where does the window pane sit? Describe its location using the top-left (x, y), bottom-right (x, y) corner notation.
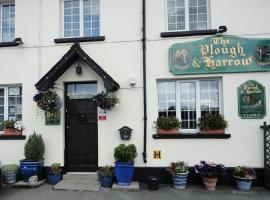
top-left (8, 87), bottom-right (22, 121)
top-left (180, 82), bottom-right (196, 129)
top-left (200, 80), bottom-right (219, 117)
top-left (67, 83), bottom-right (97, 99)
top-left (64, 0), bottom-right (80, 37)
top-left (188, 0), bottom-right (208, 31)
top-left (83, 0), bottom-right (100, 37)
top-left (1, 4), bottom-right (15, 42)
top-left (167, 0), bottom-right (185, 31)
top-left (157, 82), bottom-right (176, 117)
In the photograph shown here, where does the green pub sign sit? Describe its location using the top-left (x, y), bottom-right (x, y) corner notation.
top-left (169, 35), bottom-right (270, 75)
top-left (238, 80), bottom-right (266, 119)
top-left (45, 110), bottom-right (60, 125)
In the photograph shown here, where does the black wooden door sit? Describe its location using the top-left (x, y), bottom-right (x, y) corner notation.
top-left (65, 98), bottom-right (98, 172)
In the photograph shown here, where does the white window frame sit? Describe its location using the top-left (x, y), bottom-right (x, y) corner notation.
top-left (157, 78), bottom-right (222, 134)
top-left (165, 0), bottom-right (210, 32)
top-left (61, 0), bottom-right (100, 38)
top-left (0, 85), bottom-right (22, 130)
top-left (0, 2), bottom-right (15, 42)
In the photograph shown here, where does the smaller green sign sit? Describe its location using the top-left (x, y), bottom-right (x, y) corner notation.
top-left (238, 80), bottom-right (266, 119)
top-left (45, 110), bottom-right (60, 125)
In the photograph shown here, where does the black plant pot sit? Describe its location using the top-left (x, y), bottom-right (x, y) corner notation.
top-left (148, 176), bottom-right (160, 191)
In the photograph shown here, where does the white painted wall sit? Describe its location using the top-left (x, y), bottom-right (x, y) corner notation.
top-left (0, 0), bottom-right (270, 169)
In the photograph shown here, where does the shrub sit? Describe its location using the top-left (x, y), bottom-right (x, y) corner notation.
top-left (195, 161), bottom-right (226, 178)
top-left (167, 161), bottom-right (188, 175)
top-left (99, 166), bottom-right (114, 177)
top-left (24, 132), bottom-right (45, 161)
top-left (3, 164), bottom-right (19, 173)
top-left (114, 144), bottom-right (137, 162)
top-left (233, 166), bottom-right (256, 180)
top-left (48, 163), bottom-right (61, 174)
top-left (155, 116), bottom-right (181, 130)
top-left (197, 113), bottom-right (227, 130)
top-left (3, 120), bottom-right (16, 129)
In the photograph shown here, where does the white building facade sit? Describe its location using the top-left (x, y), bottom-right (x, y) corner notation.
top-left (0, 0), bottom-right (270, 183)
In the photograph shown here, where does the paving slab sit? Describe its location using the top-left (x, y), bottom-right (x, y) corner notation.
top-left (112, 182), bottom-right (140, 191)
top-left (13, 179), bottom-right (46, 188)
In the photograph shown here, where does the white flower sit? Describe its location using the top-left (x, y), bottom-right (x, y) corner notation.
top-left (14, 121), bottom-right (25, 131)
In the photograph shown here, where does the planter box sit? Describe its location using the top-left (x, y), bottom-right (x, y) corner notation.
top-left (200, 129), bottom-right (224, 134)
top-left (157, 128), bottom-right (179, 134)
top-left (3, 129), bottom-right (22, 136)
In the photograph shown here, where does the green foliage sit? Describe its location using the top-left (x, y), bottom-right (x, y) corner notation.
top-left (197, 113), bottom-right (228, 130)
top-left (3, 164), bottom-right (19, 173)
top-left (233, 166), bottom-right (256, 179)
top-left (114, 144), bottom-right (137, 162)
top-left (99, 166), bottom-right (114, 177)
top-left (48, 163), bottom-right (62, 174)
top-left (24, 132), bottom-right (45, 161)
top-left (3, 120), bottom-right (15, 129)
top-left (155, 116), bottom-right (181, 130)
top-left (166, 161), bottom-right (188, 175)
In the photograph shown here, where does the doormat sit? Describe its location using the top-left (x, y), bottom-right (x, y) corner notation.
top-left (54, 174), bottom-right (100, 192)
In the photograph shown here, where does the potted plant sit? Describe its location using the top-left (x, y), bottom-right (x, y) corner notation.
top-left (2, 120), bottom-right (24, 136)
top-left (2, 164), bottom-right (19, 184)
top-left (195, 161), bottom-right (226, 191)
top-left (155, 116), bottom-right (181, 134)
top-left (233, 166), bottom-right (256, 191)
top-left (114, 144), bottom-right (137, 186)
top-left (20, 132), bottom-right (45, 182)
top-left (166, 161), bottom-right (189, 189)
top-left (33, 90), bottom-right (62, 111)
top-left (93, 91), bottom-right (119, 112)
top-left (99, 166), bottom-right (114, 187)
top-left (197, 113), bottom-right (227, 134)
top-left (47, 163), bottom-right (62, 185)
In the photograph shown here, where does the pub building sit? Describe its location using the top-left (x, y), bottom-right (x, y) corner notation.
top-left (0, 0), bottom-right (270, 187)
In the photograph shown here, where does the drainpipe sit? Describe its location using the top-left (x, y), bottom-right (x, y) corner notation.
top-left (142, 0), bottom-right (147, 163)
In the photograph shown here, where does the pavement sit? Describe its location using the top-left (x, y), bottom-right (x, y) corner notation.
top-left (0, 184), bottom-right (269, 200)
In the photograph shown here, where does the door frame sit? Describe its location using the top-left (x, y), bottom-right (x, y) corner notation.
top-left (64, 81), bottom-right (98, 172)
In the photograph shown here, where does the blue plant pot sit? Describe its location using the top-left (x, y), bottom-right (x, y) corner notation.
top-left (236, 179), bottom-right (253, 191)
top-left (172, 173), bottom-right (188, 189)
top-left (100, 176), bottom-right (113, 187)
top-left (47, 172), bottom-right (62, 185)
top-left (20, 160), bottom-right (44, 182)
top-left (4, 171), bottom-right (17, 184)
top-left (114, 162), bottom-right (134, 186)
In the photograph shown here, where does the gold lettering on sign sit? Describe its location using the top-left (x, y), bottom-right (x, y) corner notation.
top-left (244, 83), bottom-right (262, 94)
top-left (194, 37), bottom-right (252, 70)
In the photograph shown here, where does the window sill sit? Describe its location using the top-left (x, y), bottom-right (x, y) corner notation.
top-left (152, 133), bottom-right (231, 139)
top-left (54, 36), bottom-right (105, 44)
top-left (0, 38), bottom-right (23, 48)
top-left (0, 135), bottom-right (26, 140)
top-left (160, 26), bottom-right (227, 38)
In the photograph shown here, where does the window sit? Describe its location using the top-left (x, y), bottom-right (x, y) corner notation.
top-left (157, 79), bottom-right (221, 133)
top-left (167, 0), bottom-right (208, 31)
top-left (0, 86), bottom-right (22, 130)
top-left (0, 3), bottom-right (15, 42)
top-left (63, 0), bottom-right (100, 38)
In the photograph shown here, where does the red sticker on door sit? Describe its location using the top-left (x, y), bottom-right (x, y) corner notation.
top-left (99, 116), bottom-right (107, 120)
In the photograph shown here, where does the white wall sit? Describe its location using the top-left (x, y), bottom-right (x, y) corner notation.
top-left (0, 0), bottom-right (270, 169)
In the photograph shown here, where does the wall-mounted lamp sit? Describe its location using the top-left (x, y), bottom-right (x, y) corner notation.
top-left (76, 64), bottom-right (82, 75)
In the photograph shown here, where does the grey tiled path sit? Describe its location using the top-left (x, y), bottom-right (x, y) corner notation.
top-left (0, 184), bottom-right (269, 200)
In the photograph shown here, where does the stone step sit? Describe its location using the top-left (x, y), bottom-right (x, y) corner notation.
top-left (63, 173), bottom-right (98, 181)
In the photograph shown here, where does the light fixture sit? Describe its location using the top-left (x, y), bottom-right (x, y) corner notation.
top-left (76, 64), bottom-right (82, 75)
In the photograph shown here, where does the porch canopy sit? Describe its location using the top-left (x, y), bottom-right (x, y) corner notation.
top-left (35, 43), bottom-right (120, 92)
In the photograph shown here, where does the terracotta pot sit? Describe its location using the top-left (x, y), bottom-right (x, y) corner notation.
top-left (200, 129), bottom-right (224, 134)
top-left (203, 177), bottom-right (218, 191)
top-left (157, 128), bottom-right (179, 134)
top-left (3, 128), bottom-right (22, 136)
